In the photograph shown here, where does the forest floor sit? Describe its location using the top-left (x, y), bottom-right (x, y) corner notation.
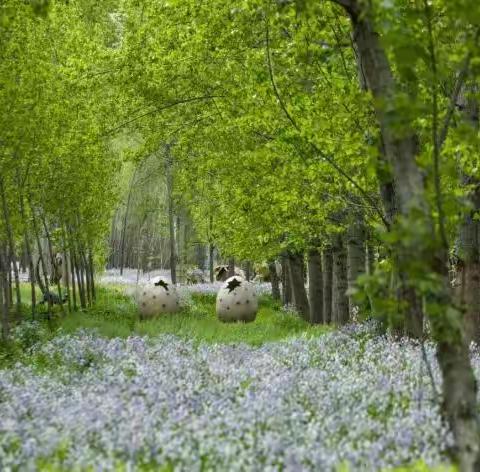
top-left (0, 282), bottom-right (471, 471)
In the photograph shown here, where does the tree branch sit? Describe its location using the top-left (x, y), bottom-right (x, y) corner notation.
top-left (265, 16), bottom-right (299, 131)
top-left (437, 31), bottom-right (479, 151)
top-left (102, 95), bottom-right (223, 137)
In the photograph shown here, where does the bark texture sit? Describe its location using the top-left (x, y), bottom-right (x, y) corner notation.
top-left (347, 214), bottom-right (366, 317)
top-left (268, 261), bottom-right (281, 301)
top-left (287, 252), bottom-right (310, 320)
top-left (332, 0), bottom-right (480, 466)
top-left (307, 248), bottom-right (323, 323)
top-left (332, 233), bottom-right (349, 325)
top-left (322, 247), bottom-right (333, 324)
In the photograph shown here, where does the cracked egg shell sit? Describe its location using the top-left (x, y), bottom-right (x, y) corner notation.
top-left (216, 276), bottom-right (258, 322)
top-left (137, 278), bottom-right (180, 318)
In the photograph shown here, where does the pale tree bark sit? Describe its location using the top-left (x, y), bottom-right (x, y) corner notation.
top-left (332, 233), bottom-right (349, 325)
top-left (322, 247), bottom-right (333, 323)
top-left (331, 0), bottom-right (480, 467)
top-left (287, 252), bottom-right (310, 321)
top-left (307, 248), bottom-right (323, 323)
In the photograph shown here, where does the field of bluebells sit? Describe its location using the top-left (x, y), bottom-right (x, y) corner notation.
top-left (1, 320), bottom-right (477, 471)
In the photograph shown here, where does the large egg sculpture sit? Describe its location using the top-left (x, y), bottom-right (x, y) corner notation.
top-left (137, 277), bottom-right (180, 319)
top-left (216, 276), bottom-right (258, 322)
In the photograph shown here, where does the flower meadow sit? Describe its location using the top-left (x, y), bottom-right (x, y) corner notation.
top-left (1, 325), bottom-right (478, 471)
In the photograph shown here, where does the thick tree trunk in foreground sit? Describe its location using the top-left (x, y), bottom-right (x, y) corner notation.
top-left (456, 87), bottom-right (480, 345)
top-left (307, 248), bottom-right (323, 324)
top-left (322, 247), bottom-right (333, 323)
top-left (287, 252), bottom-right (309, 320)
top-left (332, 0), bottom-right (480, 467)
top-left (347, 214), bottom-right (366, 317)
top-left (268, 261), bottom-right (281, 301)
top-left (332, 233), bottom-right (349, 325)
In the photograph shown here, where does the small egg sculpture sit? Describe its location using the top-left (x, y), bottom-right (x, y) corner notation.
top-left (137, 277), bottom-right (180, 318)
top-left (216, 276), bottom-right (258, 323)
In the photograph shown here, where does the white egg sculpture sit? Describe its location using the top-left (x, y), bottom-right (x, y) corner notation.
top-left (137, 277), bottom-right (180, 318)
top-left (216, 276), bottom-right (258, 322)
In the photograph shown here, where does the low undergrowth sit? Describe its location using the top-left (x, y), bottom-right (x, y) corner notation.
top-left (0, 285), bottom-right (327, 369)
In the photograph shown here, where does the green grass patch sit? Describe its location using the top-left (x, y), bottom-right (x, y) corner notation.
top-left (58, 286), bottom-right (328, 345)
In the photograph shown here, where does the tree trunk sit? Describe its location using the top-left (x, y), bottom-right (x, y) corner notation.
top-left (281, 254), bottom-right (292, 306)
top-left (307, 248), bottom-right (323, 324)
top-left (332, 233), bottom-right (349, 325)
top-left (41, 216), bottom-right (65, 316)
top-left (347, 213), bottom-right (366, 317)
top-left (245, 261), bottom-right (252, 281)
top-left (227, 257), bottom-right (235, 278)
top-left (70, 243), bottom-right (78, 311)
top-left (0, 178), bottom-right (21, 318)
top-left (287, 252), bottom-right (310, 321)
top-left (455, 85), bottom-right (480, 345)
top-left (333, 0), bottom-right (480, 466)
top-left (0, 245), bottom-right (8, 341)
top-left (322, 247), bottom-right (333, 324)
top-left (268, 261), bottom-right (281, 301)
top-left (166, 146), bottom-right (177, 285)
top-left (119, 168), bottom-right (138, 276)
top-left (209, 243), bottom-right (214, 283)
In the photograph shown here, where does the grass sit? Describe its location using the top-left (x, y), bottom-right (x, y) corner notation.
top-left (57, 285), bottom-right (329, 345)
top-left (1, 283), bottom-right (329, 366)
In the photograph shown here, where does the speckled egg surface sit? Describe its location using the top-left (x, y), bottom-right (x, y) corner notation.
top-left (137, 277), bottom-right (180, 317)
top-left (216, 276), bottom-right (258, 322)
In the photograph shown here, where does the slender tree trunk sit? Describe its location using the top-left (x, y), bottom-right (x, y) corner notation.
top-left (307, 248), bottom-right (323, 324)
top-left (176, 214), bottom-right (182, 282)
top-left (19, 195), bottom-right (36, 318)
top-left (88, 250), bottom-right (95, 303)
top-left (268, 261), bottom-right (281, 301)
top-left (347, 213), bottom-right (366, 318)
top-left (332, 233), bottom-right (349, 325)
top-left (245, 261), bottom-right (252, 281)
top-left (227, 257), bottom-right (235, 278)
top-left (165, 146), bottom-right (177, 284)
top-left (119, 169), bottom-right (138, 276)
top-left (80, 249), bottom-right (91, 307)
top-left (322, 247), bottom-right (333, 323)
top-left (287, 252), bottom-right (310, 321)
top-left (41, 216), bottom-right (65, 316)
top-left (61, 226), bottom-right (71, 313)
top-left (0, 178), bottom-right (21, 318)
top-left (209, 243), bottom-right (214, 283)
top-left (24, 232), bottom-right (36, 318)
top-left (30, 205), bottom-right (53, 318)
top-left (0, 245), bottom-right (8, 341)
top-left (281, 254), bottom-right (292, 306)
top-left (74, 248), bottom-right (86, 309)
top-left (333, 1), bottom-right (480, 466)
top-left (70, 243), bottom-right (78, 311)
